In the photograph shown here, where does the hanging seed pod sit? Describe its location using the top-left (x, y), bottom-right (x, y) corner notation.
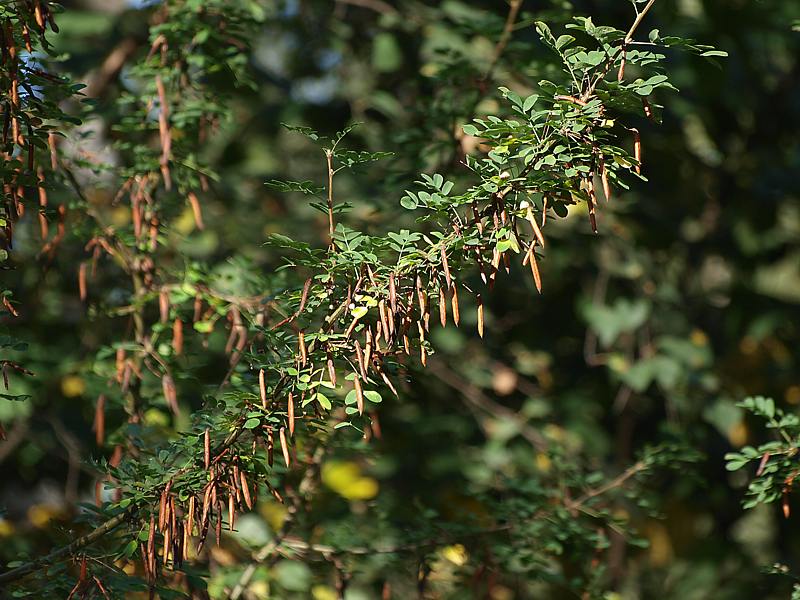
top-left (439, 286), bottom-right (447, 327)
top-left (228, 493), bottom-right (236, 531)
top-left (403, 334), bottom-right (411, 355)
top-left (618, 48), bottom-right (627, 82)
top-left (380, 369), bottom-right (398, 397)
top-left (416, 274), bottom-right (425, 315)
top-left (162, 374), bottom-right (179, 415)
top-left (632, 128), bottom-right (642, 174)
top-left (159, 290), bottom-right (170, 323)
top-left (477, 294), bottom-right (485, 338)
top-left (149, 217), bottom-right (159, 251)
top-left (240, 471), bottom-right (252, 510)
top-left (37, 170), bottom-right (48, 240)
top-left (587, 177), bottom-right (598, 233)
top-left (600, 158), bottom-right (612, 202)
top-left (451, 285), bottom-right (460, 326)
top-left (364, 329), bottom-right (373, 371)
top-left (203, 429), bottom-right (210, 470)
top-left (188, 495), bottom-right (196, 535)
top-left (266, 426), bottom-right (274, 467)
top-left (215, 500), bottom-right (223, 544)
top-left (187, 192), bottom-right (204, 230)
top-left (78, 262), bottom-right (87, 301)
top-left (354, 339), bottom-right (367, 380)
top-left (298, 332), bottom-right (307, 367)
top-left (378, 300), bottom-right (390, 342)
top-left (172, 318), bottom-right (183, 355)
top-left (525, 205), bottom-right (545, 247)
top-left (147, 514), bottom-right (156, 578)
top-left (354, 376), bottom-right (365, 416)
top-left (528, 246), bottom-right (542, 293)
top-left (327, 354), bottom-right (336, 386)
top-left (259, 368), bottom-right (267, 408)
top-left (288, 392), bottom-right (295, 436)
top-left (389, 274), bottom-right (397, 313)
top-left (279, 426), bottom-right (290, 467)
top-left (94, 395), bottom-right (105, 446)
top-left (440, 246), bottom-right (452, 289)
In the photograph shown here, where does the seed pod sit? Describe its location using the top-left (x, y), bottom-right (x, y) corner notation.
top-left (266, 426), bottom-right (274, 467)
top-left (172, 318), bottom-right (183, 355)
top-left (228, 492), bottom-right (236, 531)
top-left (451, 285), bottom-right (460, 326)
top-left (587, 177), bottom-right (598, 233)
top-left (188, 495), bottom-right (196, 535)
top-left (378, 300), bottom-right (390, 342)
top-left (477, 294), bottom-right (484, 338)
top-left (147, 514), bottom-right (156, 578)
top-left (600, 158), bottom-right (612, 202)
top-left (327, 354), bottom-right (336, 386)
top-left (632, 128), bottom-right (642, 174)
top-left (388, 274), bottom-right (397, 313)
top-left (159, 290), bottom-right (170, 323)
top-left (279, 426), bottom-right (290, 467)
top-left (354, 339), bottom-right (367, 380)
top-left (617, 49), bottom-right (626, 82)
top-left (525, 205), bottom-right (545, 247)
top-left (258, 368), bottom-right (267, 408)
top-left (783, 491), bottom-right (790, 519)
top-left (37, 171), bottom-right (48, 240)
top-left (298, 332), bottom-right (307, 367)
top-left (354, 376), bottom-right (365, 415)
top-left (162, 374), bottom-right (179, 415)
top-left (78, 262), bottom-right (87, 301)
top-left (416, 274), bottom-right (425, 315)
top-left (288, 392), bottom-right (295, 436)
top-left (440, 246), bottom-right (452, 289)
top-left (403, 334), bottom-right (411, 355)
top-left (439, 286), bottom-right (447, 327)
top-left (528, 246), bottom-right (542, 293)
top-left (187, 192), bottom-right (204, 230)
top-left (94, 394), bottom-right (106, 446)
top-left (204, 429), bottom-right (210, 470)
top-left (240, 470), bottom-right (253, 510)
top-left (364, 330), bottom-right (373, 371)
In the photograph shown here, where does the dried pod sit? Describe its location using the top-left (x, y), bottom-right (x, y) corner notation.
top-left (528, 246), bottom-right (542, 293)
top-left (617, 49), bottom-right (627, 82)
top-left (587, 177), bottom-right (598, 233)
top-left (78, 262), bottom-right (87, 301)
top-left (172, 318), bottom-right (183, 355)
top-left (600, 158), bottom-right (612, 202)
top-left (288, 392), bottom-right (295, 436)
top-left (159, 289), bottom-right (170, 323)
top-left (162, 374), bottom-right (179, 415)
top-left (240, 470), bottom-right (253, 510)
top-left (388, 273), bottom-right (397, 313)
top-left (203, 429), bottom-right (210, 470)
top-left (298, 332), bottom-right (307, 367)
top-left (477, 294), bottom-right (484, 338)
top-left (279, 426), bottom-right (290, 467)
top-left (450, 285), bottom-right (460, 326)
top-left (187, 192), bottom-right (204, 230)
top-left (632, 128), bottom-right (642, 174)
top-left (354, 376), bottom-right (365, 416)
top-left (441, 246), bottom-right (452, 289)
top-left (439, 285), bottom-right (447, 327)
top-left (259, 368), bottom-right (267, 408)
top-left (94, 394), bottom-right (106, 446)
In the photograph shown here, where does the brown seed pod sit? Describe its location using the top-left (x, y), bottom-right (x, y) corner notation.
top-left (159, 290), bottom-right (170, 323)
top-left (451, 285), bottom-right (460, 326)
top-left (288, 392), bottom-right (295, 436)
top-left (279, 426), bottom-right (290, 467)
top-left (632, 128), bottom-right (642, 174)
top-left (188, 495), bottom-right (196, 535)
top-left (203, 429), bottom-right (210, 470)
top-left (617, 49), bottom-right (627, 82)
top-left (354, 375), bottom-right (365, 416)
top-left (94, 394), bottom-right (106, 446)
top-left (78, 262), bottom-right (87, 301)
top-left (600, 158), bottom-right (612, 202)
top-left (187, 192), bottom-right (204, 230)
top-left (259, 368), bottom-right (267, 408)
top-left (298, 332), bottom-right (307, 367)
top-left (587, 177), bottom-right (598, 233)
top-left (172, 318), bottom-right (183, 355)
top-left (354, 339), bottom-right (367, 380)
top-left (525, 205), bottom-right (545, 247)
top-left (477, 294), bottom-right (484, 338)
top-left (266, 426), bottom-right (274, 467)
top-left (388, 273), bottom-right (397, 313)
top-left (439, 285), bottom-right (447, 327)
top-left (240, 470), bottom-right (253, 510)
top-left (528, 246), bottom-right (542, 293)
top-left (441, 246), bottom-right (452, 289)
top-left (162, 374), bottom-right (179, 415)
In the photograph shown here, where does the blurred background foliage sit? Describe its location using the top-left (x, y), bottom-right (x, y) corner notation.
top-left (2, 0), bottom-right (800, 598)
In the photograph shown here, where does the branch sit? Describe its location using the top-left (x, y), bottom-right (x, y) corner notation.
top-left (483, 0), bottom-right (524, 82)
top-left (0, 511), bottom-right (130, 585)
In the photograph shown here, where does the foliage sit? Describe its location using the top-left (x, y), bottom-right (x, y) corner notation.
top-left (1, 0), bottom-right (799, 599)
